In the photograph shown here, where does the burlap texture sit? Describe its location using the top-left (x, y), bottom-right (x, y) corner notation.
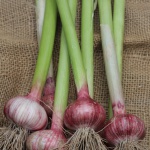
top-left (0, 0), bottom-right (150, 148)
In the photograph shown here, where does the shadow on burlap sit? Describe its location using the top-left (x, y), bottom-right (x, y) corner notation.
top-left (0, 0), bottom-right (150, 149)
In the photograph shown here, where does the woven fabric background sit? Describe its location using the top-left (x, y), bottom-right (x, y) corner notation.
top-left (0, 0), bottom-right (150, 148)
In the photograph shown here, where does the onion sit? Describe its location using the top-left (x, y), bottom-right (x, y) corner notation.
top-left (4, 95), bottom-right (47, 131)
top-left (56, 0), bottom-right (107, 149)
top-left (98, 0), bottom-right (146, 149)
top-left (26, 0), bottom-right (77, 149)
top-left (64, 85), bottom-right (106, 132)
top-left (26, 112), bottom-right (67, 150)
top-left (4, 0), bottom-right (57, 131)
top-left (104, 114), bottom-right (145, 146)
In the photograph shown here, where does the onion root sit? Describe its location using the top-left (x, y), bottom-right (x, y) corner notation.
top-left (114, 140), bottom-right (148, 150)
top-left (65, 128), bottom-right (107, 150)
top-left (0, 123), bottom-right (28, 150)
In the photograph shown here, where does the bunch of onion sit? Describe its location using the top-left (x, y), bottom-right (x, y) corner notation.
top-left (0, 0), bottom-right (57, 149)
top-left (56, 0), bottom-right (107, 149)
top-left (36, 0), bottom-right (55, 118)
top-left (98, 0), bottom-right (146, 149)
top-left (26, 0), bottom-right (78, 149)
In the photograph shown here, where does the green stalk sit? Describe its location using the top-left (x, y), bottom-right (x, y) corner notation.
top-left (36, 0), bottom-right (54, 87)
top-left (51, 0), bottom-right (77, 131)
top-left (56, 0), bottom-right (88, 94)
top-left (81, 0), bottom-right (94, 98)
top-left (98, 0), bottom-right (114, 119)
top-left (98, 0), bottom-right (113, 35)
top-left (98, 0), bottom-right (125, 117)
top-left (113, 0), bottom-right (125, 76)
top-left (36, 0), bottom-right (46, 45)
top-left (46, 60), bottom-right (54, 79)
top-left (108, 0), bottom-right (125, 119)
top-left (31, 0), bottom-right (57, 99)
top-left (108, 98), bottom-right (113, 118)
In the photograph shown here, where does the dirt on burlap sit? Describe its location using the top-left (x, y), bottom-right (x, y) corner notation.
top-left (0, 0), bottom-right (150, 149)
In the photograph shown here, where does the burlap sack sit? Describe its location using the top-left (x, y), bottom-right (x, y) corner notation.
top-left (0, 0), bottom-right (150, 149)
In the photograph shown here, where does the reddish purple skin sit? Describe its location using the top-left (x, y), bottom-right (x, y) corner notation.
top-left (41, 77), bottom-right (55, 116)
top-left (112, 101), bottom-right (126, 116)
top-left (112, 101), bottom-right (125, 110)
top-left (104, 114), bottom-right (146, 145)
top-left (51, 110), bottom-right (64, 132)
top-left (43, 77), bottom-right (55, 96)
top-left (64, 97), bottom-right (106, 131)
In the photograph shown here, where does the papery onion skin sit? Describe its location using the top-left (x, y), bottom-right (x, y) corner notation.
top-left (64, 96), bottom-right (106, 131)
top-left (4, 96), bottom-right (48, 131)
top-left (41, 95), bottom-right (53, 117)
top-left (26, 130), bottom-right (66, 150)
top-left (104, 114), bottom-right (146, 146)
top-left (42, 77), bottom-right (55, 96)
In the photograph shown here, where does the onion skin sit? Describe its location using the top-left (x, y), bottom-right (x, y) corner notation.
top-left (112, 101), bottom-right (125, 116)
top-left (41, 95), bottom-right (53, 117)
top-left (104, 114), bottom-right (146, 146)
top-left (41, 77), bottom-right (55, 116)
top-left (4, 96), bottom-right (48, 131)
top-left (64, 95), bottom-right (106, 131)
top-left (42, 77), bottom-right (55, 96)
top-left (26, 130), bottom-right (66, 150)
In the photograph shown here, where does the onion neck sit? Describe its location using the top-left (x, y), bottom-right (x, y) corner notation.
top-left (28, 83), bottom-right (43, 102)
top-left (77, 83), bottom-right (90, 99)
top-left (51, 110), bottom-right (63, 133)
